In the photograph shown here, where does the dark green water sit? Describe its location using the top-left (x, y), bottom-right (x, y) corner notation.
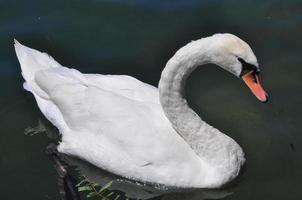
top-left (1, 0), bottom-right (302, 199)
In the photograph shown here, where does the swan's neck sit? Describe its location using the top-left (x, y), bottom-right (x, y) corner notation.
top-left (158, 39), bottom-right (231, 162)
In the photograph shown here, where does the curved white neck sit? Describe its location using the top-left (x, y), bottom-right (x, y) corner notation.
top-left (158, 39), bottom-right (228, 161)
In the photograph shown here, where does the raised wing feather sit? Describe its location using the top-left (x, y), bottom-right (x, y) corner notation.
top-left (34, 67), bottom-right (201, 184)
top-left (84, 74), bottom-right (159, 104)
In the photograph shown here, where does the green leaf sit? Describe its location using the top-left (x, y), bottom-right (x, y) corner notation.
top-left (114, 195), bottom-right (120, 200)
top-left (78, 185), bottom-right (93, 192)
top-left (76, 179), bottom-right (87, 187)
top-left (86, 192), bottom-right (97, 198)
top-left (99, 181), bottom-right (113, 193)
top-left (91, 183), bottom-right (99, 188)
top-left (106, 192), bottom-right (114, 197)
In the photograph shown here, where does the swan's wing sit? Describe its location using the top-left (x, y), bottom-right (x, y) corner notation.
top-left (33, 67), bottom-right (202, 186)
top-left (84, 74), bottom-right (159, 104)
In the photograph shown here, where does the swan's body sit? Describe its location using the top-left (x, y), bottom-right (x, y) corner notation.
top-left (15, 34), bottom-right (267, 188)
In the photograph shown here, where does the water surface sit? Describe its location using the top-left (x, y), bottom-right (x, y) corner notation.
top-left (0, 0), bottom-right (302, 199)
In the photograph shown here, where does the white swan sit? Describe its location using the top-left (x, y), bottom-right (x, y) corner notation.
top-left (14, 33), bottom-right (267, 188)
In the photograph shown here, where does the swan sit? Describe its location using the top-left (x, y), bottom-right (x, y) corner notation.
top-left (14, 33), bottom-right (267, 189)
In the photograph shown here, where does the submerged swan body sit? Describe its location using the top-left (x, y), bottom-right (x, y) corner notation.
top-left (15, 33), bottom-right (267, 188)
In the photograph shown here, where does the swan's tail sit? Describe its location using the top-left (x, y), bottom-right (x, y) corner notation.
top-left (14, 40), bottom-right (69, 132)
top-left (14, 39), bottom-right (61, 84)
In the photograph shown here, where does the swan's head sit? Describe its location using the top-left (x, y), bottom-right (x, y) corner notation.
top-left (208, 33), bottom-right (268, 102)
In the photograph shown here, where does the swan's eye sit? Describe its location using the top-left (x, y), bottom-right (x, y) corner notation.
top-left (238, 57), bottom-right (259, 77)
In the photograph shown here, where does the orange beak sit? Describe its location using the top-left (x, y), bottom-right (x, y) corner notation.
top-left (242, 71), bottom-right (268, 103)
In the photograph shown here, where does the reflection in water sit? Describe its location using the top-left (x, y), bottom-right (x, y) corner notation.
top-left (28, 118), bottom-right (233, 200)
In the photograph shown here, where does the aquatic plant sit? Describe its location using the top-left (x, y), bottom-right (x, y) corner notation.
top-left (77, 177), bottom-right (127, 200)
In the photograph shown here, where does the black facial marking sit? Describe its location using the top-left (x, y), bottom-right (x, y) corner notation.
top-left (238, 57), bottom-right (260, 77)
top-left (252, 72), bottom-right (258, 83)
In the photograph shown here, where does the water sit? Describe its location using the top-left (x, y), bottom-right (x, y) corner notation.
top-left (0, 0), bottom-right (302, 199)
